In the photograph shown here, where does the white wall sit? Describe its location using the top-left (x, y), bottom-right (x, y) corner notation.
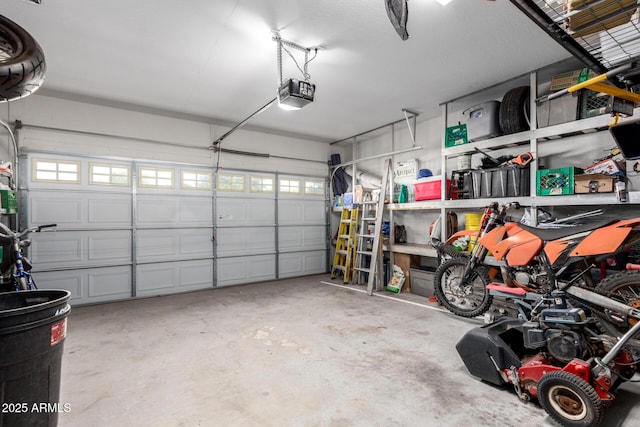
top-left (0, 94), bottom-right (331, 176)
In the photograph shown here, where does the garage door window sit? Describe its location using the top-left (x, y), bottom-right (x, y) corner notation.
top-left (217, 173), bottom-right (245, 192)
top-left (138, 167), bottom-right (174, 188)
top-left (279, 178), bottom-right (301, 194)
top-left (90, 163), bottom-right (131, 186)
top-left (32, 158), bottom-right (80, 183)
top-left (181, 170), bottom-right (212, 190)
top-left (250, 176), bottom-right (273, 193)
top-left (304, 179), bottom-right (324, 196)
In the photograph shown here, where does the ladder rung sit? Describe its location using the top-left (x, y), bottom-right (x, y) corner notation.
top-left (357, 250), bottom-right (373, 256)
top-left (336, 250), bottom-right (348, 255)
top-left (340, 220), bottom-right (351, 223)
top-left (354, 267), bottom-right (372, 273)
top-left (337, 234), bottom-right (350, 239)
top-left (357, 233), bottom-right (374, 238)
top-left (361, 217), bottom-right (376, 221)
top-left (332, 265), bottom-right (347, 271)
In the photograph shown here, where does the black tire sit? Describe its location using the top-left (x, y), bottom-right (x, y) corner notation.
top-left (499, 86), bottom-right (530, 135)
top-left (594, 270), bottom-right (640, 341)
top-left (0, 15), bottom-right (46, 102)
top-left (434, 257), bottom-right (492, 317)
top-left (537, 371), bottom-right (603, 427)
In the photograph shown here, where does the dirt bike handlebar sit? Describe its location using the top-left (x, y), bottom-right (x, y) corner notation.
top-left (0, 222), bottom-right (57, 239)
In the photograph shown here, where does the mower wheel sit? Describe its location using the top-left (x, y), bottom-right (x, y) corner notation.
top-left (537, 371), bottom-right (603, 427)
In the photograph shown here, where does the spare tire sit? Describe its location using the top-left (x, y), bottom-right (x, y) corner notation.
top-left (0, 15), bottom-right (46, 102)
top-left (499, 86), bottom-right (530, 135)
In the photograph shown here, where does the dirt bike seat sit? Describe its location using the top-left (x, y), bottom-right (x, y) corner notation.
top-left (517, 219), bottom-right (616, 241)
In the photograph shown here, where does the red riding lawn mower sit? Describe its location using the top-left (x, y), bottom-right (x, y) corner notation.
top-left (456, 289), bottom-right (640, 427)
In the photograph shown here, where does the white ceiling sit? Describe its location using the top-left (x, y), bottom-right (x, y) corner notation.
top-left (3, 0), bottom-right (573, 143)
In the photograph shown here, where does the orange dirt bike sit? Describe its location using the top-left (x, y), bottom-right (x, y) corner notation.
top-left (433, 201), bottom-right (640, 338)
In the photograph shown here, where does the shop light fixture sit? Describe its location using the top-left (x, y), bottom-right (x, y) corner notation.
top-left (435, 0), bottom-right (454, 5)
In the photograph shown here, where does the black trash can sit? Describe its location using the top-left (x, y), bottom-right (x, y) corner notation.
top-left (0, 290), bottom-right (71, 427)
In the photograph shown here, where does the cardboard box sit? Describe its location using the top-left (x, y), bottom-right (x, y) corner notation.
top-left (354, 185), bottom-right (373, 204)
top-left (565, 0), bottom-right (637, 37)
top-left (393, 252), bottom-right (421, 292)
top-left (550, 68), bottom-right (597, 92)
top-left (584, 158), bottom-right (625, 175)
top-left (574, 173), bottom-right (614, 193)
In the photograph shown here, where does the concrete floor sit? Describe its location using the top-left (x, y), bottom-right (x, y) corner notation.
top-left (58, 274), bottom-right (640, 426)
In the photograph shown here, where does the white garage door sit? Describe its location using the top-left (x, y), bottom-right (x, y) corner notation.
top-left (22, 153), bottom-right (327, 305)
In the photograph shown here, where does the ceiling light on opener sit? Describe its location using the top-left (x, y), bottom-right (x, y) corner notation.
top-left (278, 78), bottom-right (315, 110)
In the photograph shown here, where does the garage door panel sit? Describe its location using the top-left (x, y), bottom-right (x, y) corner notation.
top-left (88, 196), bottom-right (131, 225)
top-left (216, 198), bottom-right (274, 226)
top-left (88, 268), bottom-right (132, 297)
top-left (35, 271), bottom-right (83, 302)
top-left (137, 263), bottom-right (177, 291)
top-left (137, 197), bottom-right (178, 225)
top-left (279, 226), bottom-right (326, 251)
top-left (179, 261), bottom-right (213, 287)
top-left (30, 195), bottom-right (83, 226)
top-left (279, 250), bottom-right (327, 278)
top-left (137, 232), bottom-right (178, 259)
top-left (35, 267), bottom-right (132, 304)
top-left (29, 190), bottom-right (131, 228)
top-left (137, 260), bottom-right (213, 296)
top-left (87, 233), bottom-right (132, 262)
top-left (216, 227), bottom-right (275, 257)
top-left (137, 229), bottom-right (213, 262)
top-left (179, 229), bottom-right (214, 255)
top-left (179, 198), bottom-right (214, 224)
top-left (278, 199), bottom-right (325, 225)
top-left (31, 230), bottom-right (131, 269)
top-left (137, 195), bottom-right (212, 227)
top-left (217, 254), bottom-right (276, 287)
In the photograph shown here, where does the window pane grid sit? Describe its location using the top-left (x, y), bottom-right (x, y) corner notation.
top-left (217, 174), bottom-right (245, 192)
top-left (181, 170), bottom-right (212, 190)
top-left (138, 167), bottom-right (174, 188)
top-left (304, 179), bottom-right (324, 195)
top-left (250, 176), bottom-right (274, 193)
top-left (279, 178), bottom-right (301, 194)
top-left (90, 163), bottom-right (131, 186)
top-left (33, 159), bottom-right (80, 183)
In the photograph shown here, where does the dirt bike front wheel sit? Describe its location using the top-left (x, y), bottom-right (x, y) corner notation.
top-left (0, 14), bottom-right (46, 102)
top-left (434, 257), bottom-right (492, 318)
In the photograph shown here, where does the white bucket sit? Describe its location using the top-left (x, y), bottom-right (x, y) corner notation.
top-left (457, 154), bottom-right (472, 170)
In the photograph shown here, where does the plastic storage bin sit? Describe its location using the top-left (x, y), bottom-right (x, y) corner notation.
top-left (471, 166), bottom-right (530, 198)
top-left (445, 124), bottom-right (468, 147)
top-left (465, 101), bottom-right (501, 142)
top-left (410, 267), bottom-right (435, 297)
top-left (414, 176), bottom-right (450, 201)
top-left (536, 167), bottom-right (583, 196)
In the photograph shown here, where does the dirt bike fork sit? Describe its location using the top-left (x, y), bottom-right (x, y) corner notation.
top-left (460, 246), bottom-right (489, 284)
